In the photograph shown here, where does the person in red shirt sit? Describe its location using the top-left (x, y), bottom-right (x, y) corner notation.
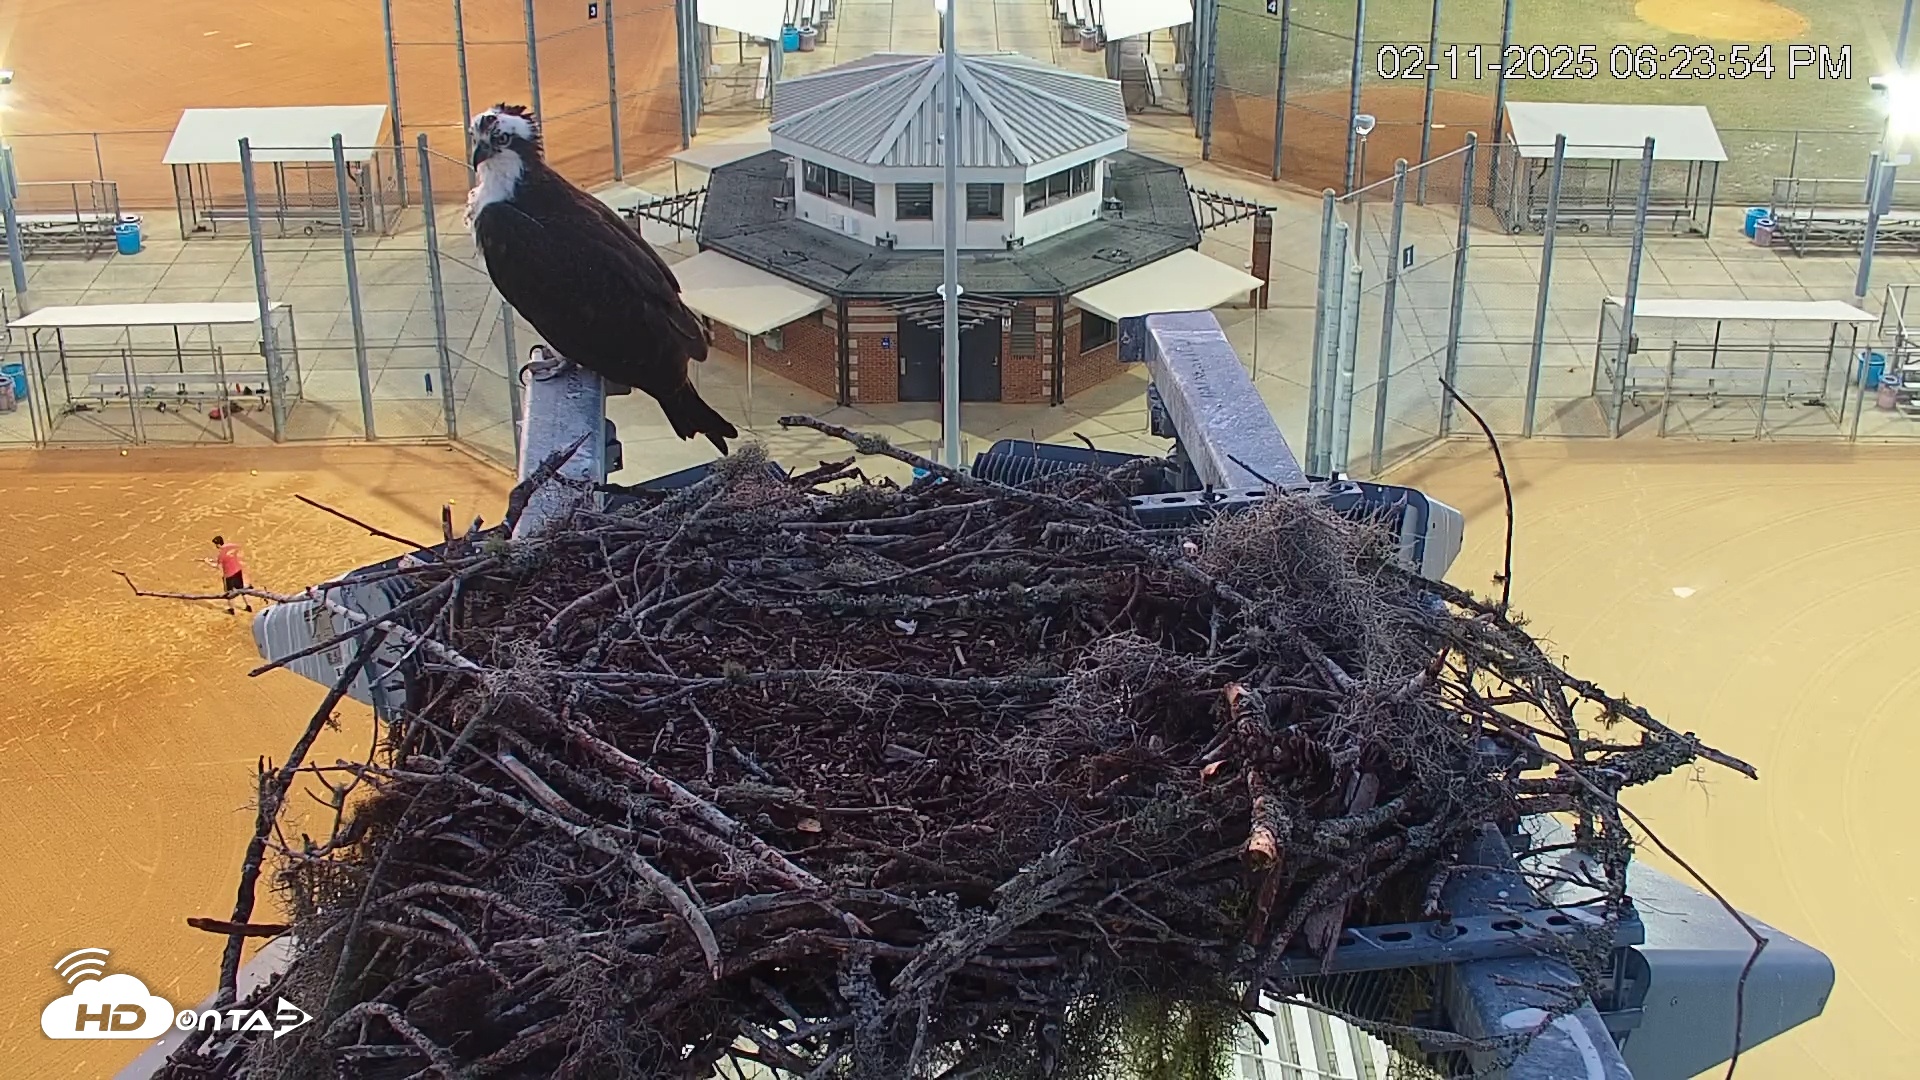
top-left (210, 535), bottom-right (255, 616)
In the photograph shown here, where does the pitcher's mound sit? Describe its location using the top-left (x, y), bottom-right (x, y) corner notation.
top-left (1636, 0), bottom-right (1808, 40)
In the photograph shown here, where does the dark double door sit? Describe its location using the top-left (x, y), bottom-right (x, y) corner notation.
top-left (898, 319), bottom-right (1002, 402)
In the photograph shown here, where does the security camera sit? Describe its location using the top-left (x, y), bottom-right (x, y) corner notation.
top-left (1353, 113), bottom-right (1377, 138)
top-left (0, 71), bottom-right (13, 86)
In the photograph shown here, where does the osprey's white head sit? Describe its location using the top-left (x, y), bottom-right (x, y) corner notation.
top-left (466, 104), bottom-right (540, 227)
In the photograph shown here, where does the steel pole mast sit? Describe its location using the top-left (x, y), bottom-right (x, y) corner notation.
top-left (939, 0), bottom-right (962, 469)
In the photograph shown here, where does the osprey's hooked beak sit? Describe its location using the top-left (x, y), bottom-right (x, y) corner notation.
top-left (471, 139), bottom-right (496, 168)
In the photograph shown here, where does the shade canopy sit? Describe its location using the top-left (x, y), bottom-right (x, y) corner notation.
top-left (9, 302), bottom-right (288, 329)
top-left (1606, 297), bottom-right (1876, 323)
top-left (163, 106), bottom-right (390, 165)
top-left (1503, 102), bottom-right (1727, 163)
top-left (1069, 248), bottom-right (1262, 322)
top-left (1092, 0), bottom-right (1194, 40)
top-left (670, 136), bottom-right (775, 172)
top-left (698, 0), bottom-right (785, 39)
top-left (671, 250), bottom-right (830, 336)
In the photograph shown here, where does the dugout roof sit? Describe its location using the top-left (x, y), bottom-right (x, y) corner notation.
top-left (163, 106), bottom-right (390, 165)
top-left (9, 301), bottom-right (289, 329)
top-left (1604, 298), bottom-right (1876, 323)
top-left (1504, 103), bottom-right (1728, 163)
top-left (1087, 0), bottom-right (1193, 40)
top-left (699, 0), bottom-right (786, 39)
top-left (669, 250), bottom-right (831, 336)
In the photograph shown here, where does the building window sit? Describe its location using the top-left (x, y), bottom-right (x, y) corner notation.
top-left (895, 183), bottom-right (934, 220)
top-left (1011, 305), bottom-right (1037, 357)
top-left (801, 160), bottom-right (874, 213)
top-left (966, 182), bottom-right (1004, 220)
top-left (1023, 161), bottom-right (1097, 213)
top-left (1079, 311), bottom-right (1115, 353)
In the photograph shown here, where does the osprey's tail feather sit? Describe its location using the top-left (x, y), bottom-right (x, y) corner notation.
top-left (658, 382), bottom-right (738, 455)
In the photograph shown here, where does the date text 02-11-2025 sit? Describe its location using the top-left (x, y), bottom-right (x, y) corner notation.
top-left (1376, 44), bottom-right (1851, 83)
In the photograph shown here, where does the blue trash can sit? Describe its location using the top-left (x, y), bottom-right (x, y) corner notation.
top-left (113, 216), bottom-right (142, 255)
top-left (1859, 351), bottom-right (1888, 389)
top-left (1743, 207), bottom-right (1769, 238)
top-left (1, 361), bottom-right (27, 402)
top-left (781, 24), bottom-right (800, 51)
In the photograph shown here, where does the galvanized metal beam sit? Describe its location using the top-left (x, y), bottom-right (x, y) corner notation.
top-left (1135, 310), bottom-right (1308, 490)
top-left (513, 349), bottom-right (611, 537)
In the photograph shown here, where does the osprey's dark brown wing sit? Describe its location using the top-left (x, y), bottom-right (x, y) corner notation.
top-left (565, 183), bottom-right (710, 362)
top-left (472, 197), bottom-right (702, 394)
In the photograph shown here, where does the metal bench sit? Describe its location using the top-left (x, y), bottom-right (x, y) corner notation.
top-left (1, 180), bottom-right (124, 258)
top-left (81, 369), bottom-right (273, 408)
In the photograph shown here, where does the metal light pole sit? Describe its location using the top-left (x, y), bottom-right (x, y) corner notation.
top-left (938, 0), bottom-right (962, 469)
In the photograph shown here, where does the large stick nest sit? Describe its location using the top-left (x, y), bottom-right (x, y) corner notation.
top-left (158, 426), bottom-right (1746, 1080)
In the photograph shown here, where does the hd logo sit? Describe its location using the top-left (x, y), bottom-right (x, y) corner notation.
top-left (42, 948), bottom-right (312, 1042)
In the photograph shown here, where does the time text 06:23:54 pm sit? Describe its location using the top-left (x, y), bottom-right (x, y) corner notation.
top-left (1375, 44), bottom-right (1852, 82)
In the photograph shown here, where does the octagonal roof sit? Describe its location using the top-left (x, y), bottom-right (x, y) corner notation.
top-left (769, 52), bottom-right (1128, 170)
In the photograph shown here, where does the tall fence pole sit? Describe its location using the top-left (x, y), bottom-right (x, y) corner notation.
top-left (1440, 133), bottom-right (1476, 436)
top-left (1901, 0), bottom-right (1916, 70)
top-left (502, 302), bottom-right (523, 470)
top-left (1522, 134), bottom-right (1567, 438)
top-left (1341, 0), bottom-right (1367, 191)
top-left (1370, 159), bottom-right (1409, 474)
top-left (333, 135), bottom-right (379, 441)
top-left (1270, 0), bottom-right (1292, 181)
top-left (0, 146), bottom-right (27, 300)
top-left (523, 0), bottom-right (545, 125)
top-left (240, 139), bottom-right (288, 442)
top-left (1857, 153), bottom-right (1895, 301)
top-left (381, 0), bottom-right (409, 206)
top-left (605, 0), bottom-right (625, 181)
top-left (1304, 190), bottom-right (1337, 469)
top-left (1418, 0), bottom-right (1441, 201)
top-left (1315, 224), bottom-right (1351, 476)
top-left (416, 135), bottom-right (460, 438)
top-left (674, 0), bottom-right (696, 146)
top-left (1487, 0), bottom-right (1514, 205)
top-left (453, 0), bottom-right (475, 181)
top-left (1331, 248), bottom-right (1363, 476)
top-left (1610, 137), bottom-right (1654, 439)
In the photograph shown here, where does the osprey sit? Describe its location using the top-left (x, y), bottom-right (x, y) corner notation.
top-left (466, 104), bottom-right (737, 454)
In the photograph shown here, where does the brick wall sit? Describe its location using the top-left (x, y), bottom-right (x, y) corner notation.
top-left (705, 308), bottom-right (841, 401)
top-left (846, 302), bottom-right (898, 405)
top-left (1061, 307), bottom-right (1124, 399)
top-left (1000, 299), bottom-right (1052, 404)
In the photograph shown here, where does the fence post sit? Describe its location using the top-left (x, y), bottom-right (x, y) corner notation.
top-left (1342, 0), bottom-right (1367, 192)
top-left (417, 135), bottom-right (460, 439)
top-left (1271, 0), bottom-right (1292, 181)
top-left (1522, 134), bottom-right (1566, 438)
top-left (453, 0), bottom-right (475, 182)
top-left (502, 302), bottom-right (523, 470)
top-left (381, 0), bottom-right (408, 207)
top-left (1857, 154), bottom-right (1896, 301)
top-left (1487, 0), bottom-right (1514, 205)
top-left (1304, 190), bottom-right (1338, 468)
top-left (240, 139), bottom-right (288, 442)
top-left (1370, 160), bottom-right (1409, 474)
top-left (606, 0), bottom-right (625, 181)
top-left (1331, 247), bottom-right (1363, 477)
top-left (0, 147), bottom-right (27, 300)
top-left (1441, 133), bottom-right (1476, 436)
top-left (1610, 137), bottom-right (1654, 439)
top-left (333, 135), bottom-right (379, 441)
top-left (1314, 223), bottom-right (1351, 477)
top-left (1418, 0), bottom-right (1440, 201)
top-left (675, 0), bottom-right (697, 145)
top-left (523, 0), bottom-right (545, 125)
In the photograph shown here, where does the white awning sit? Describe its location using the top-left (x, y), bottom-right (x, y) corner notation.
top-left (1094, 0), bottom-right (1193, 40)
top-left (1606, 297), bottom-right (1876, 323)
top-left (10, 302), bottom-right (287, 329)
top-left (670, 250), bottom-right (829, 336)
top-left (670, 136), bottom-right (774, 172)
top-left (1069, 249), bottom-right (1263, 322)
top-left (1504, 102), bottom-right (1727, 163)
top-left (698, 0), bottom-right (785, 39)
top-left (163, 106), bottom-right (390, 165)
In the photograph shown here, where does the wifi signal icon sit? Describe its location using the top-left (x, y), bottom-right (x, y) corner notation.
top-left (54, 949), bottom-right (111, 985)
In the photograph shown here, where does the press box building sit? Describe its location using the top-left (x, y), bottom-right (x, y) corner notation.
top-left (655, 52), bottom-right (1267, 405)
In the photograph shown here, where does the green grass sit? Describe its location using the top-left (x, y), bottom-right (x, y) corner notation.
top-left (1215, 0), bottom-right (1911, 197)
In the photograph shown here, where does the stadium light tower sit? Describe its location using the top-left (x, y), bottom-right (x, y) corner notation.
top-left (935, 0), bottom-right (962, 469)
top-left (1858, 74), bottom-right (1919, 299)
